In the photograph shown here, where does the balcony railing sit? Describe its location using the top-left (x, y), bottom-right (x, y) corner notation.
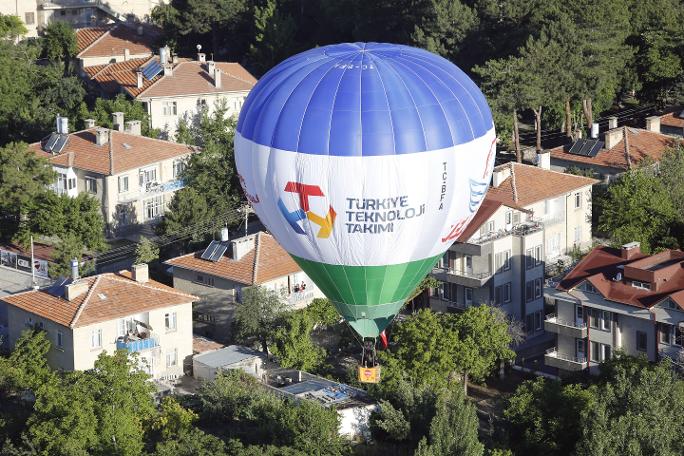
top-left (288, 291), bottom-right (314, 306)
top-left (118, 179), bottom-right (186, 202)
top-left (474, 221), bottom-right (543, 244)
top-left (545, 347), bottom-right (586, 364)
top-left (116, 336), bottom-right (159, 352)
top-left (432, 267), bottom-right (491, 280)
top-left (545, 313), bottom-right (586, 329)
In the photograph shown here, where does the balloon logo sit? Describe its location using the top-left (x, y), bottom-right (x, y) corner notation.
top-left (235, 43), bottom-right (495, 343)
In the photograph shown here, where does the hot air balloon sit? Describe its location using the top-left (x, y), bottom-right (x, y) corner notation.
top-left (235, 43), bottom-right (495, 382)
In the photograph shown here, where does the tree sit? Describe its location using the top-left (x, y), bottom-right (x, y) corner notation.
top-left (234, 286), bottom-right (286, 353)
top-left (135, 237), bottom-right (160, 264)
top-left (153, 428), bottom-right (228, 456)
top-left (411, 0), bottom-right (477, 63)
top-left (149, 397), bottom-right (198, 441)
top-left (448, 305), bottom-right (514, 394)
top-left (657, 144), bottom-right (684, 220)
top-left (247, 0), bottom-right (299, 76)
top-left (597, 168), bottom-right (678, 253)
top-left (42, 21), bottom-right (77, 75)
top-left (304, 298), bottom-right (341, 327)
top-left (7, 330), bottom-right (54, 391)
top-left (0, 14), bottom-right (27, 40)
top-left (413, 386), bottom-right (484, 456)
top-left (271, 311), bottom-right (326, 371)
top-left (78, 95), bottom-right (157, 137)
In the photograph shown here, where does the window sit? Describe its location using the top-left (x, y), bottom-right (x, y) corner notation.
top-left (443, 283), bottom-right (457, 302)
top-left (143, 195), bottom-right (163, 221)
top-left (574, 192), bottom-right (582, 209)
top-left (139, 167), bottom-right (158, 188)
top-left (676, 326), bottom-right (684, 347)
top-left (534, 278), bottom-right (542, 298)
top-left (588, 308), bottom-right (599, 329)
top-left (465, 255), bottom-right (473, 271)
top-left (513, 212), bottom-right (521, 224)
top-left (162, 101), bottom-right (177, 116)
top-left (487, 221), bottom-right (495, 233)
top-left (631, 280), bottom-right (650, 290)
top-left (535, 311), bottom-right (542, 330)
top-left (196, 274), bottom-right (215, 287)
top-left (659, 324), bottom-right (683, 346)
top-left (590, 341), bottom-right (600, 362)
top-left (197, 98), bottom-right (207, 108)
top-left (535, 245), bottom-right (542, 265)
top-left (591, 341), bottom-right (612, 362)
top-left (526, 280), bottom-right (534, 302)
top-left (576, 304), bottom-right (584, 323)
top-left (584, 281), bottom-right (597, 293)
top-left (56, 331), bottom-right (63, 349)
top-left (165, 312), bottom-right (177, 331)
top-left (173, 159), bottom-right (186, 179)
top-left (525, 311), bottom-right (543, 333)
top-left (91, 328), bottom-right (102, 349)
top-left (166, 348), bottom-right (178, 367)
top-left (118, 317), bottom-right (135, 336)
top-left (636, 330), bottom-right (648, 352)
top-left (526, 246), bottom-right (542, 269)
top-left (465, 287), bottom-right (473, 306)
top-left (118, 175), bottom-right (129, 193)
top-left (574, 226), bottom-right (581, 244)
top-left (600, 311), bottom-right (611, 331)
top-left (496, 250), bottom-right (511, 272)
top-left (504, 282), bottom-right (511, 303)
top-left (85, 177), bottom-right (97, 194)
top-left (25, 12), bottom-right (35, 25)
top-left (576, 339), bottom-right (585, 358)
top-left (505, 211), bottom-right (512, 225)
top-left (57, 174), bottom-right (76, 193)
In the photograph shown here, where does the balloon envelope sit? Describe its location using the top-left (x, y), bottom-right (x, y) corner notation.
top-left (235, 43), bottom-right (495, 338)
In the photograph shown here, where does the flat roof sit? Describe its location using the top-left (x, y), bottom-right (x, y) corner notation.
top-left (194, 345), bottom-right (261, 368)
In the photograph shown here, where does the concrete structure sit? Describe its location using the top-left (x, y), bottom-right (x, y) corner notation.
top-left (265, 368), bottom-right (377, 441)
top-left (193, 345), bottom-right (265, 382)
top-left (544, 243), bottom-right (684, 374)
top-left (0, 264), bottom-right (197, 380)
top-left (549, 119), bottom-right (680, 182)
top-left (85, 50), bottom-right (256, 139)
top-left (660, 109), bottom-right (684, 137)
top-left (166, 232), bottom-right (324, 341)
top-left (430, 161), bottom-right (597, 335)
top-left (75, 23), bottom-right (160, 69)
top-left (29, 115), bottom-right (197, 236)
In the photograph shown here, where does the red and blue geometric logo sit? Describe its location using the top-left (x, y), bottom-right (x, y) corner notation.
top-left (278, 182), bottom-right (336, 238)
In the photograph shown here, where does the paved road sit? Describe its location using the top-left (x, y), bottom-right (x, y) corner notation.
top-left (0, 266), bottom-right (52, 297)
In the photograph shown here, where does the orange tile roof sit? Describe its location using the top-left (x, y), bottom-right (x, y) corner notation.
top-left (661, 111), bottom-right (684, 129)
top-left (165, 232), bottom-right (301, 285)
top-left (88, 57), bottom-right (158, 97)
top-left (29, 128), bottom-right (197, 176)
top-left (76, 26), bottom-right (110, 54)
top-left (486, 162), bottom-right (598, 208)
top-left (137, 61), bottom-right (256, 98)
top-left (77, 24), bottom-right (160, 58)
top-left (1, 272), bottom-right (197, 328)
top-left (549, 128), bottom-right (680, 171)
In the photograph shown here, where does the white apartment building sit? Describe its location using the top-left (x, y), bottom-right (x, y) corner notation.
top-left (30, 114), bottom-right (197, 236)
top-left (86, 49), bottom-right (256, 139)
top-left (1, 0), bottom-right (165, 38)
top-left (431, 159), bottom-right (597, 334)
top-left (166, 231), bottom-right (324, 341)
top-left (0, 264), bottom-right (196, 379)
top-left (545, 243), bottom-right (684, 374)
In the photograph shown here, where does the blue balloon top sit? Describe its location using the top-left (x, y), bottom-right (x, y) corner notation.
top-left (237, 43), bottom-right (493, 156)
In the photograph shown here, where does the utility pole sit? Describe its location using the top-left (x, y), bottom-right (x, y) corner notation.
top-left (243, 204), bottom-right (253, 236)
top-left (30, 235), bottom-right (35, 288)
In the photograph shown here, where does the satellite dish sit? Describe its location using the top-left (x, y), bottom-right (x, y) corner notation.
top-left (196, 44), bottom-right (202, 52)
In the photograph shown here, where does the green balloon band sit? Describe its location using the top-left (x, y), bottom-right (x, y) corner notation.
top-left (291, 253), bottom-right (442, 338)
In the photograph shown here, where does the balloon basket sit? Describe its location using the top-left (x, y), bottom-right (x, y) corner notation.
top-left (358, 365), bottom-right (381, 383)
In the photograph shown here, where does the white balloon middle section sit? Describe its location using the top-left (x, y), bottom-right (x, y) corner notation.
top-left (235, 127), bottom-right (496, 267)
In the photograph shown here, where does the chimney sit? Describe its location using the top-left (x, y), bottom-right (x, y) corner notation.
top-left (604, 128), bottom-right (624, 150)
top-left (124, 120), bottom-right (141, 136)
top-left (163, 63), bottom-right (173, 76)
top-left (58, 116), bottom-right (68, 135)
top-left (536, 151), bottom-right (550, 170)
top-left (207, 60), bottom-right (216, 76)
top-left (608, 116), bottom-right (618, 129)
top-left (136, 70), bottom-right (143, 89)
top-left (645, 116), bottom-right (660, 133)
top-left (197, 52), bottom-right (206, 63)
top-left (123, 48), bottom-right (130, 61)
top-left (131, 263), bottom-right (149, 283)
top-left (492, 166), bottom-right (511, 188)
top-left (112, 112), bottom-right (124, 131)
top-left (84, 118), bottom-right (96, 128)
top-left (160, 46), bottom-right (168, 65)
top-left (621, 241), bottom-right (641, 260)
top-left (221, 226), bottom-right (229, 242)
top-left (65, 281), bottom-right (90, 301)
top-left (172, 54), bottom-right (179, 64)
top-left (71, 258), bottom-right (79, 281)
top-left (56, 114), bottom-right (62, 133)
top-left (136, 25), bottom-right (143, 36)
top-left (231, 235), bottom-right (256, 261)
top-left (95, 127), bottom-right (109, 146)
top-left (591, 122), bottom-right (599, 139)
top-left (213, 68), bottom-right (221, 88)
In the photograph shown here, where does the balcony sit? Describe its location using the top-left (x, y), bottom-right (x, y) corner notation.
top-left (474, 221), bottom-right (543, 245)
top-left (288, 290), bottom-right (314, 307)
top-left (432, 267), bottom-right (492, 287)
top-left (116, 335), bottom-right (159, 353)
top-left (118, 179), bottom-right (186, 203)
top-left (544, 313), bottom-right (588, 338)
top-left (544, 347), bottom-right (587, 372)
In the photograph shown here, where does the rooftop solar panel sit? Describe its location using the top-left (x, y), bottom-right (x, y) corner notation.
top-left (53, 134), bottom-right (69, 154)
top-left (568, 139), bottom-right (604, 157)
top-left (142, 60), bottom-right (162, 81)
top-left (200, 240), bottom-right (229, 262)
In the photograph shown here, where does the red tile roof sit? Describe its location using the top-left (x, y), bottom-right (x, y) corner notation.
top-left (549, 128), bottom-right (680, 171)
top-left (77, 24), bottom-right (160, 59)
top-left (88, 57), bottom-right (158, 97)
top-left (1, 271), bottom-right (197, 328)
top-left (29, 128), bottom-right (197, 176)
top-left (137, 61), bottom-right (256, 98)
top-left (661, 111), bottom-right (684, 129)
top-left (558, 246), bottom-right (684, 310)
top-left (165, 232), bottom-right (300, 285)
top-left (487, 162), bottom-right (598, 208)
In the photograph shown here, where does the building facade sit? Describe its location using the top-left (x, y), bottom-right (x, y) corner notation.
top-left (544, 243), bottom-right (684, 374)
top-left (1, 264), bottom-right (196, 380)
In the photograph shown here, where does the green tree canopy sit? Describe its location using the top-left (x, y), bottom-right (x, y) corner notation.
top-left (0, 14), bottom-right (27, 40)
top-left (271, 310), bottom-right (326, 372)
top-left (42, 21), bottom-right (77, 75)
top-left (78, 95), bottom-right (157, 137)
top-left (135, 237), bottom-right (160, 264)
top-left (233, 286), bottom-right (286, 353)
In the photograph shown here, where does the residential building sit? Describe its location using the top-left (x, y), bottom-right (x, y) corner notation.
top-left (193, 345), bottom-right (266, 382)
top-left (75, 23), bottom-right (160, 70)
top-left (549, 116), bottom-right (680, 181)
top-left (29, 115), bottom-right (197, 235)
top-left (86, 49), bottom-right (256, 139)
top-left (430, 161), bottom-right (597, 335)
top-left (1, 1), bottom-right (165, 38)
top-left (544, 242), bottom-right (684, 374)
top-left (166, 231), bottom-right (324, 340)
top-left (0, 264), bottom-right (197, 380)
top-left (660, 109), bottom-right (684, 137)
